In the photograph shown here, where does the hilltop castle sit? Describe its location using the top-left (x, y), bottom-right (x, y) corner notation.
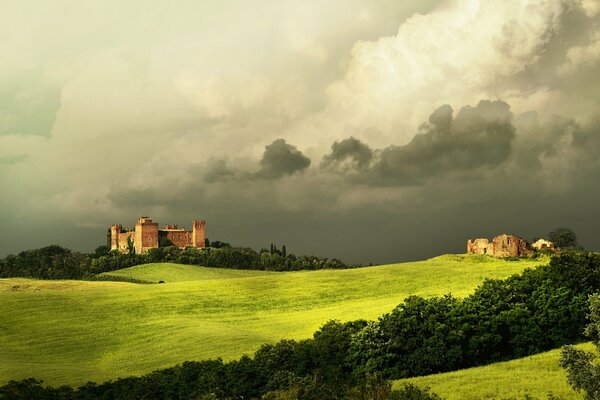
top-left (467, 234), bottom-right (556, 257)
top-left (111, 217), bottom-right (206, 254)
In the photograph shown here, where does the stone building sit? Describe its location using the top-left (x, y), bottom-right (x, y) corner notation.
top-left (532, 238), bottom-right (556, 251)
top-left (111, 217), bottom-right (206, 254)
top-left (467, 234), bottom-right (532, 257)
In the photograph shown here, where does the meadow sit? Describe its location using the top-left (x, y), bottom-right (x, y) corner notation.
top-left (0, 254), bottom-right (546, 387)
top-left (394, 342), bottom-right (595, 399)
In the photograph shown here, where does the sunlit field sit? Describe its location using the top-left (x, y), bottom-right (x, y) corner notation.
top-left (395, 342), bottom-right (594, 399)
top-left (0, 254), bottom-right (546, 386)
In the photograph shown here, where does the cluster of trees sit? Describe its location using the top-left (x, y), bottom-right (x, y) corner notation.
top-left (0, 245), bottom-right (91, 280)
top-left (0, 375), bottom-right (440, 400)
top-left (560, 293), bottom-right (600, 399)
top-left (334, 250), bottom-right (597, 381)
top-left (141, 245), bottom-right (347, 272)
top-left (2, 251), bottom-right (599, 399)
top-left (547, 227), bottom-right (578, 249)
top-left (0, 244), bottom-right (348, 280)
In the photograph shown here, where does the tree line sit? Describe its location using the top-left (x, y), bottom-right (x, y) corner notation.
top-left (1, 251), bottom-right (598, 399)
top-left (0, 243), bottom-right (348, 280)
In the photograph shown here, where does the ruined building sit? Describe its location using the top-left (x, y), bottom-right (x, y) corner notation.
top-left (111, 217), bottom-right (206, 254)
top-left (467, 234), bottom-right (532, 257)
top-left (532, 238), bottom-right (556, 251)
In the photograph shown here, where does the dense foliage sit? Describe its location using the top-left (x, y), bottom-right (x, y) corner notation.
top-left (2, 251), bottom-right (598, 399)
top-left (0, 375), bottom-right (440, 400)
top-left (548, 227), bottom-right (578, 249)
top-left (0, 244), bottom-right (348, 280)
top-left (561, 294), bottom-right (600, 400)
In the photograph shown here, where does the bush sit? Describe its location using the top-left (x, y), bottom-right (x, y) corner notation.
top-left (560, 293), bottom-right (600, 399)
top-left (0, 244), bottom-right (350, 280)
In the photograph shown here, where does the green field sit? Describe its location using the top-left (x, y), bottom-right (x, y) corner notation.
top-left (101, 262), bottom-right (276, 282)
top-left (395, 343), bottom-right (594, 399)
top-left (0, 255), bottom-right (546, 387)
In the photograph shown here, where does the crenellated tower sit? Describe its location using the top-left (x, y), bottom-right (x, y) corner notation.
top-left (134, 217), bottom-right (159, 254)
top-left (192, 220), bottom-right (206, 248)
top-left (110, 224), bottom-right (122, 251)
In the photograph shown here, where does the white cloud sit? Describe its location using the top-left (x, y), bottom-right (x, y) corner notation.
top-left (284, 0), bottom-right (567, 154)
top-left (559, 32), bottom-right (600, 75)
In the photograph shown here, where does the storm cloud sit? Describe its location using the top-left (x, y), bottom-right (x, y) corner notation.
top-left (371, 100), bottom-right (515, 185)
top-left (321, 137), bottom-right (373, 170)
top-left (2, 0), bottom-right (600, 263)
top-left (203, 159), bottom-right (235, 183)
top-left (253, 139), bottom-right (311, 179)
top-left (322, 100), bottom-right (515, 186)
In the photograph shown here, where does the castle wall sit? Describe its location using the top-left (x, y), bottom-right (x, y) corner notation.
top-left (110, 217), bottom-right (206, 253)
top-left (162, 230), bottom-right (193, 247)
top-left (117, 231), bottom-right (135, 252)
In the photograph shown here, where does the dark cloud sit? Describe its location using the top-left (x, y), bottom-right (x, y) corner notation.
top-left (512, 112), bottom-right (576, 170)
top-left (203, 159), bottom-right (234, 183)
top-left (254, 139), bottom-right (311, 179)
top-left (355, 100), bottom-right (515, 185)
top-left (321, 136), bottom-right (373, 170)
top-left (108, 186), bottom-right (175, 209)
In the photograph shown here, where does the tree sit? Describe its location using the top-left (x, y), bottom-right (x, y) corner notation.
top-left (127, 236), bottom-right (135, 255)
top-left (210, 241), bottom-right (231, 249)
top-left (159, 236), bottom-right (176, 247)
top-left (548, 227), bottom-right (578, 248)
top-left (94, 245), bottom-right (110, 257)
top-left (560, 294), bottom-right (600, 399)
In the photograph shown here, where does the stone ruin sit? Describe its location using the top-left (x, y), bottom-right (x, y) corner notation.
top-left (467, 233), bottom-right (555, 257)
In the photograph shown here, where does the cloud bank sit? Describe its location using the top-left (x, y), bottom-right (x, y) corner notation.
top-left (1, 0), bottom-right (600, 263)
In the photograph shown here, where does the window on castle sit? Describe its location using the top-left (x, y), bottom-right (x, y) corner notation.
top-left (148, 237), bottom-right (152, 243)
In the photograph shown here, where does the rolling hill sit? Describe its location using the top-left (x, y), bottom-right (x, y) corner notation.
top-left (394, 342), bottom-right (595, 399)
top-left (0, 254), bottom-right (546, 387)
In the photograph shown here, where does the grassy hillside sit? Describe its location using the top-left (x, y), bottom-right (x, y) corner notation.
top-left (395, 343), bottom-right (594, 399)
top-left (100, 262), bottom-right (276, 282)
top-left (0, 254), bottom-right (546, 387)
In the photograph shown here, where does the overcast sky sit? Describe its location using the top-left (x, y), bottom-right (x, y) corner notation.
top-left (1, 0), bottom-right (600, 264)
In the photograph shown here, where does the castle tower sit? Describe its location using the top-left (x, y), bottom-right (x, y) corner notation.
top-left (110, 217), bottom-right (206, 253)
top-left (134, 217), bottom-right (159, 254)
top-left (110, 224), bottom-right (122, 251)
top-left (192, 220), bottom-right (206, 248)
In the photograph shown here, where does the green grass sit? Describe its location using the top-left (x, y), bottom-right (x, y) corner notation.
top-left (0, 254), bottom-right (546, 387)
top-left (100, 262), bottom-right (276, 282)
top-left (395, 343), bottom-right (595, 399)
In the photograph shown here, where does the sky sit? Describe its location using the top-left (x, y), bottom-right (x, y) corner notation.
top-left (1, 0), bottom-right (600, 264)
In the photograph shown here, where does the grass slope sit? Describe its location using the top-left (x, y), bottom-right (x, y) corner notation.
top-left (0, 255), bottom-right (545, 387)
top-left (395, 343), bottom-right (594, 399)
top-left (100, 262), bottom-right (276, 282)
